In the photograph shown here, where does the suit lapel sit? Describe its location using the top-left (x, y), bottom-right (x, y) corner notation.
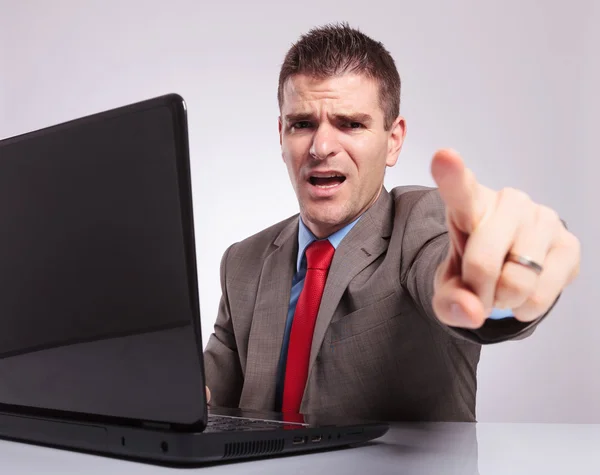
top-left (241, 218), bottom-right (298, 410)
top-left (306, 189), bottom-right (394, 390)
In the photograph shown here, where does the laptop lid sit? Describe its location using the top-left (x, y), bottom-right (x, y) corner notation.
top-left (0, 94), bottom-right (208, 431)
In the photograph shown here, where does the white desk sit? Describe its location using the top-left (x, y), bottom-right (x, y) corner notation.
top-left (1, 422), bottom-right (599, 474)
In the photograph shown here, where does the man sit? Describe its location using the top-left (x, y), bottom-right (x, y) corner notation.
top-left (203, 23), bottom-right (580, 422)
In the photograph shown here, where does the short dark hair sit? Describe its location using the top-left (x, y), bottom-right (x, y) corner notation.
top-left (277, 23), bottom-right (401, 130)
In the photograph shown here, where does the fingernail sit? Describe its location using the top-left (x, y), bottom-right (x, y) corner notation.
top-left (450, 303), bottom-right (474, 328)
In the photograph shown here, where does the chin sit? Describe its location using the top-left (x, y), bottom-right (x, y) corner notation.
top-left (302, 205), bottom-right (349, 231)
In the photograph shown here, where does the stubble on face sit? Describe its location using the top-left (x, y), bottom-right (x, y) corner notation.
top-left (279, 73), bottom-right (405, 238)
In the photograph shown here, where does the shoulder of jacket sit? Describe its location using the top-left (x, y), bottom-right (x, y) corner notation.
top-left (225, 214), bottom-right (298, 263)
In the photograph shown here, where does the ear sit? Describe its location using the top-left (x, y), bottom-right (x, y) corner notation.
top-left (386, 116), bottom-right (406, 167)
top-left (278, 116), bottom-right (286, 162)
top-left (278, 116), bottom-right (283, 146)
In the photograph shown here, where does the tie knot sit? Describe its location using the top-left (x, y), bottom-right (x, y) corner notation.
top-left (305, 240), bottom-right (335, 270)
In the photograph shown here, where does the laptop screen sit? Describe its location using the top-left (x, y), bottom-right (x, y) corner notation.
top-left (0, 96), bottom-right (207, 427)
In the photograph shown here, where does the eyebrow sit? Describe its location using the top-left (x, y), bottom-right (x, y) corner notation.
top-left (284, 113), bottom-right (314, 123)
top-left (284, 112), bottom-right (374, 124)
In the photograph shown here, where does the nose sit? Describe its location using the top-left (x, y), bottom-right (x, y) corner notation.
top-left (309, 123), bottom-right (339, 161)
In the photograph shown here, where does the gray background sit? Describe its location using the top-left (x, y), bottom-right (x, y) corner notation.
top-left (0, 0), bottom-right (597, 423)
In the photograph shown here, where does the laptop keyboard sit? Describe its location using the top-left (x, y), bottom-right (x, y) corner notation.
top-left (204, 415), bottom-right (305, 432)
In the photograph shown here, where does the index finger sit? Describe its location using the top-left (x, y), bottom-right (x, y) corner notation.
top-left (430, 149), bottom-right (488, 233)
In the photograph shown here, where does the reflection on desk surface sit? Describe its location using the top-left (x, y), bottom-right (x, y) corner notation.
top-left (1, 421), bottom-right (599, 474)
top-left (374, 422), bottom-right (600, 475)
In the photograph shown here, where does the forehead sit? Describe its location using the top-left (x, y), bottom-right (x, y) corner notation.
top-left (281, 73), bottom-right (382, 115)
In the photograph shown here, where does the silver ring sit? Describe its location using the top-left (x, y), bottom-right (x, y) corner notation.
top-left (505, 252), bottom-right (543, 275)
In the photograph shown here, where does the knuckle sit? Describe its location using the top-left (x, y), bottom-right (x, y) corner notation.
top-left (497, 271), bottom-right (534, 299)
top-left (464, 258), bottom-right (498, 280)
top-left (513, 309), bottom-right (538, 323)
top-left (573, 236), bottom-right (582, 265)
top-left (572, 264), bottom-right (581, 281)
top-left (526, 292), bottom-right (551, 314)
top-left (563, 232), bottom-right (582, 281)
top-left (558, 230), bottom-right (581, 257)
top-left (536, 205), bottom-right (560, 227)
top-left (564, 231), bottom-right (581, 254)
top-left (499, 187), bottom-right (531, 206)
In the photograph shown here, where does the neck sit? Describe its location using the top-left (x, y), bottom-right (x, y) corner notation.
top-left (302, 186), bottom-right (383, 239)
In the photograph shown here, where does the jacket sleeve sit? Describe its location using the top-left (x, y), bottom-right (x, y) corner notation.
top-left (203, 243), bottom-right (244, 406)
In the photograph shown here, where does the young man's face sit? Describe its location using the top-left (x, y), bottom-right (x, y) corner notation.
top-left (279, 73), bottom-right (406, 238)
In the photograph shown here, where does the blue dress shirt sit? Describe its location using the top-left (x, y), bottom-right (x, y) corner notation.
top-left (273, 217), bottom-right (513, 410)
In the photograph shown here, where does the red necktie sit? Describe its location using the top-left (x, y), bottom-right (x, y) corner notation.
top-left (282, 239), bottom-right (335, 414)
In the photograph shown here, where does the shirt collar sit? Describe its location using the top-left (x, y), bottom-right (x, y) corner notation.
top-left (296, 216), bottom-right (361, 272)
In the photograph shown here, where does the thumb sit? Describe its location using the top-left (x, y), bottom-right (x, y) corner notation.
top-left (430, 149), bottom-right (486, 234)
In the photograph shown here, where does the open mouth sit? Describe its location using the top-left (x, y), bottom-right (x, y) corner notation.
top-left (308, 174), bottom-right (346, 188)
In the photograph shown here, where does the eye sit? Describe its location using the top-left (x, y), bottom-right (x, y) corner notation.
top-left (343, 122), bottom-right (363, 129)
top-left (291, 121), bottom-right (312, 129)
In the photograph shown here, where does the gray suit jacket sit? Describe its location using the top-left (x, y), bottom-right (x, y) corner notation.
top-left (203, 186), bottom-right (545, 422)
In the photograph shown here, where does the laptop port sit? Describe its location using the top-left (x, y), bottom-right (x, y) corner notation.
top-left (292, 436), bottom-right (306, 445)
top-left (311, 435), bottom-right (322, 443)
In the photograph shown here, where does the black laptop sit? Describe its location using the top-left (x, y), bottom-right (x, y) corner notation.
top-left (0, 94), bottom-right (388, 464)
